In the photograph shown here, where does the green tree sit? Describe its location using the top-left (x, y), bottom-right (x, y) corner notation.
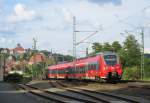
top-left (144, 57), bottom-right (150, 79)
top-left (111, 41), bottom-right (122, 52)
top-left (92, 42), bottom-right (103, 53)
top-left (122, 35), bottom-right (141, 67)
top-left (103, 42), bottom-right (112, 51)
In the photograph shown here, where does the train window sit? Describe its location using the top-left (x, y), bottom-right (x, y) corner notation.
top-left (93, 64), bottom-right (96, 70)
top-left (88, 65), bottom-right (90, 70)
top-left (71, 68), bottom-right (72, 74)
top-left (104, 55), bottom-right (117, 66)
top-left (49, 70), bottom-right (51, 73)
top-left (83, 67), bottom-right (85, 73)
top-left (69, 68), bottom-right (71, 74)
top-left (72, 68), bottom-right (73, 74)
top-left (79, 68), bottom-right (80, 73)
top-left (71, 68), bottom-right (74, 74)
top-left (88, 64), bottom-right (90, 70)
top-left (91, 64), bottom-right (94, 70)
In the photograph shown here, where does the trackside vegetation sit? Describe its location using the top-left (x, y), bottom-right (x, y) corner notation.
top-left (2, 34), bottom-right (150, 82)
top-left (91, 35), bottom-right (150, 80)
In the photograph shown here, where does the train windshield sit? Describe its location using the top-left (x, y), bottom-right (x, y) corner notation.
top-left (104, 55), bottom-right (118, 66)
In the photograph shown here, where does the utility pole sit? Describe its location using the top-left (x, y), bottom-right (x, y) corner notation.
top-left (141, 28), bottom-right (144, 80)
top-left (32, 37), bottom-right (38, 79)
top-left (73, 16), bottom-right (76, 77)
top-left (86, 48), bottom-right (88, 57)
top-left (72, 17), bottom-right (98, 79)
top-left (33, 37), bottom-right (37, 50)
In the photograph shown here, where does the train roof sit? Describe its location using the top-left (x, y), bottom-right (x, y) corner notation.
top-left (48, 51), bottom-right (117, 70)
top-left (48, 55), bottom-right (99, 70)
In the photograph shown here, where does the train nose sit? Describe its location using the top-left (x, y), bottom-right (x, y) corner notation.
top-left (109, 65), bottom-right (120, 72)
top-left (109, 66), bottom-right (116, 72)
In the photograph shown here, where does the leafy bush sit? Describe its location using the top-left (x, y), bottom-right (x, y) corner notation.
top-left (5, 73), bottom-right (23, 83)
top-left (22, 76), bottom-right (32, 84)
top-left (144, 67), bottom-right (150, 80)
top-left (123, 67), bottom-right (140, 80)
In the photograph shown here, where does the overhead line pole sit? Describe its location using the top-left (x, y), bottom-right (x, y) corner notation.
top-left (73, 16), bottom-right (76, 78)
top-left (121, 27), bottom-right (145, 80)
top-left (141, 28), bottom-right (144, 80)
top-left (72, 17), bottom-right (98, 79)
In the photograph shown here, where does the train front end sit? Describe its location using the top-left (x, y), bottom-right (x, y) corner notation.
top-left (101, 52), bottom-right (123, 81)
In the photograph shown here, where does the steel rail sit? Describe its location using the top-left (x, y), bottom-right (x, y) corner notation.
top-left (56, 80), bottom-right (140, 103)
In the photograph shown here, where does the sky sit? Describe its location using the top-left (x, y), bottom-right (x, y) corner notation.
top-left (0, 0), bottom-right (150, 57)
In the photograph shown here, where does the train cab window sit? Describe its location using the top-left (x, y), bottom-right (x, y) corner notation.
top-left (104, 55), bottom-right (118, 66)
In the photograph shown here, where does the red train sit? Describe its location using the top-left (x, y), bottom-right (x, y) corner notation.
top-left (47, 52), bottom-right (123, 82)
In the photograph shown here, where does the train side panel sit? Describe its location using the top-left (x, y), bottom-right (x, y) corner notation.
top-left (47, 52), bottom-right (123, 81)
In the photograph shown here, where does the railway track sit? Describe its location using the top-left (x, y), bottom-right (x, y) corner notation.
top-left (49, 81), bottom-right (113, 103)
top-left (18, 83), bottom-right (102, 103)
top-left (51, 80), bottom-right (144, 103)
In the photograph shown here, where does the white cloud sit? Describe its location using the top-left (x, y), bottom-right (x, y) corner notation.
top-left (8, 3), bottom-right (36, 23)
top-left (62, 8), bottom-right (73, 23)
top-left (0, 0), bottom-right (3, 14)
top-left (144, 7), bottom-right (150, 17)
top-left (145, 48), bottom-right (150, 53)
top-left (0, 37), bottom-right (14, 48)
top-left (1, 0), bottom-right (150, 56)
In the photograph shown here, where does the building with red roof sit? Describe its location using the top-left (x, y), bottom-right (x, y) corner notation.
top-left (28, 53), bottom-right (46, 65)
top-left (13, 43), bottom-right (25, 54)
